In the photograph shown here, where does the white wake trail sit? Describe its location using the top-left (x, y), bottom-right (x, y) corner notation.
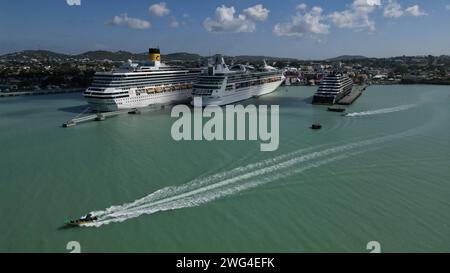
top-left (86, 153), bottom-right (357, 227)
top-left (345, 104), bottom-right (416, 117)
top-left (82, 133), bottom-right (404, 227)
top-left (89, 145), bottom-right (325, 218)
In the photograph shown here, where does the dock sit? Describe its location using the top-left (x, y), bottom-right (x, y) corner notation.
top-left (62, 103), bottom-right (166, 128)
top-left (337, 84), bottom-right (368, 105)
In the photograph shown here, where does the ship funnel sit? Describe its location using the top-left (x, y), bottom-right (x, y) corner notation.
top-left (149, 48), bottom-right (161, 62)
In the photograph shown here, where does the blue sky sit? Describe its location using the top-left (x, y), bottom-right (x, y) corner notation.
top-left (1, 0), bottom-right (449, 59)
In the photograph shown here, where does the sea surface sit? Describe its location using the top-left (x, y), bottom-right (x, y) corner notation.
top-left (0, 85), bottom-right (450, 253)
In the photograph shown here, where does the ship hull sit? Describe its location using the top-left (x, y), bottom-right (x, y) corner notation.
top-left (85, 88), bottom-right (192, 112)
top-left (193, 80), bottom-right (283, 107)
top-left (312, 88), bottom-right (352, 105)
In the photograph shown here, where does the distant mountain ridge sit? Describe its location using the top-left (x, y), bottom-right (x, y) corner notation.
top-left (2, 50), bottom-right (72, 60)
top-left (0, 50), bottom-right (203, 62)
top-left (326, 55), bottom-right (369, 61)
top-left (0, 50), bottom-right (299, 62)
top-left (76, 51), bottom-right (146, 61)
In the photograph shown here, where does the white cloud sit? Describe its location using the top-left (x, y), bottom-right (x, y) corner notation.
top-left (149, 2), bottom-right (170, 17)
top-left (328, 0), bottom-right (380, 31)
top-left (243, 4), bottom-right (270, 21)
top-left (204, 5), bottom-right (270, 33)
top-left (383, 0), bottom-right (403, 18)
top-left (170, 19), bottom-right (180, 28)
top-left (296, 3), bottom-right (307, 11)
top-left (66, 0), bottom-right (81, 6)
top-left (447, 4), bottom-right (450, 11)
top-left (273, 6), bottom-right (329, 37)
top-left (274, 0), bottom-right (428, 40)
top-left (108, 14), bottom-right (151, 30)
top-left (384, 0), bottom-right (427, 18)
top-left (405, 5), bottom-right (427, 16)
top-left (366, 0), bottom-right (381, 6)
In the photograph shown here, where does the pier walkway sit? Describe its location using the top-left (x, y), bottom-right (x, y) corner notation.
top-left (62, 104), bottom-right (165, 128)
top-left (337, 84), bottom-right (368, 105)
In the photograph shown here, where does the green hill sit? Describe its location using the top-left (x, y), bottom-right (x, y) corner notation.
top-left (0, 50), bottom-right (298, 64)
top-left (1, 50), bottom-right (70, 61)
top-left (75, 51), bottom-right (146, 61)
top-left (326, 55), bottom-right (369, 61)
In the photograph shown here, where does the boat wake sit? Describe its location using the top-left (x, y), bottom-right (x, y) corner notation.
top-left (81, 131), bottom-right (411, 228)
top-left (345, 104), bottom-right (416, 117)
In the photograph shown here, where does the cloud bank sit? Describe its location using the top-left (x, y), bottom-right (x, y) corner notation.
top-left (149, 2), bottom-right (170, 17)
top-left (384, 0), bottom-right (427, 18)
top-left (203, 4), bottom-right (269, 33)
top-left (107, 13), bottom-right (151, 30)
top-left (328, 0), bottom-right (381, 31)
top-left (273, 5), bottom-right (329, 37)
top-left (66, 0), bottom-right (81, 6)
top-left (273, 0), bottom-right (428, 39)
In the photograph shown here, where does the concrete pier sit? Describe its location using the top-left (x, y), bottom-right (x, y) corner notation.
top-left (337, 84), bottom-right (367, 105)
top-left (63, 109), bottom-right (134, 128)
top-left (62, 104), bottom-right (166, 128)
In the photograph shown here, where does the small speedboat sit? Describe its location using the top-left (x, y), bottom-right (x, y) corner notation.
top-left (66, 213), bottom-right (98, 227)
top-left (310, 123), bottom-right (322, 130)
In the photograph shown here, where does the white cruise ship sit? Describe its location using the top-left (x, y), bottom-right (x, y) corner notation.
top-left (191, 55), bottom-right (284, 107)
top-left (84, 48), bottom-right (201, 111)
top-left (312, 73), bottom-right (353, 105)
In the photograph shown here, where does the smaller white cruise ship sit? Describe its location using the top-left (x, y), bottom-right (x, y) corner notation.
top-left (191, 55), bottom-right (284, 107)
top-left (312, 73), bottom-right (353, 105)
top-left (84, 48), bottom-right (201, 111)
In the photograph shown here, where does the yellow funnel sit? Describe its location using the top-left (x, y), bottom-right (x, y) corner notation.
top-left (149, 48), bottom-right (161, 62)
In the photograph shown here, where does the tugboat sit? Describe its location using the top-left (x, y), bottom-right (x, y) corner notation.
top-left (66, 213), bottom-right (98, 227)
top-left (62, 121), bottom-right (76, 128)
top-left (95, 114), bottom-right (106, 121)
top-left (310, 123), bottom-right (322, 130)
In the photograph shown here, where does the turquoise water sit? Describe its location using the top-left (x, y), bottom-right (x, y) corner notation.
top-left (1, 85), bottom-right (450, 253)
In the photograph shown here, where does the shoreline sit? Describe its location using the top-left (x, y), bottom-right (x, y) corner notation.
top-left (0, 88), bottom-right (84, 98)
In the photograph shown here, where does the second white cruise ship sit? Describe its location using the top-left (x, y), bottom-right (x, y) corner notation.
top-left (192, 55), bottom-right (284, 106)
top-left (84, 48), bottom-right (201, 111)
